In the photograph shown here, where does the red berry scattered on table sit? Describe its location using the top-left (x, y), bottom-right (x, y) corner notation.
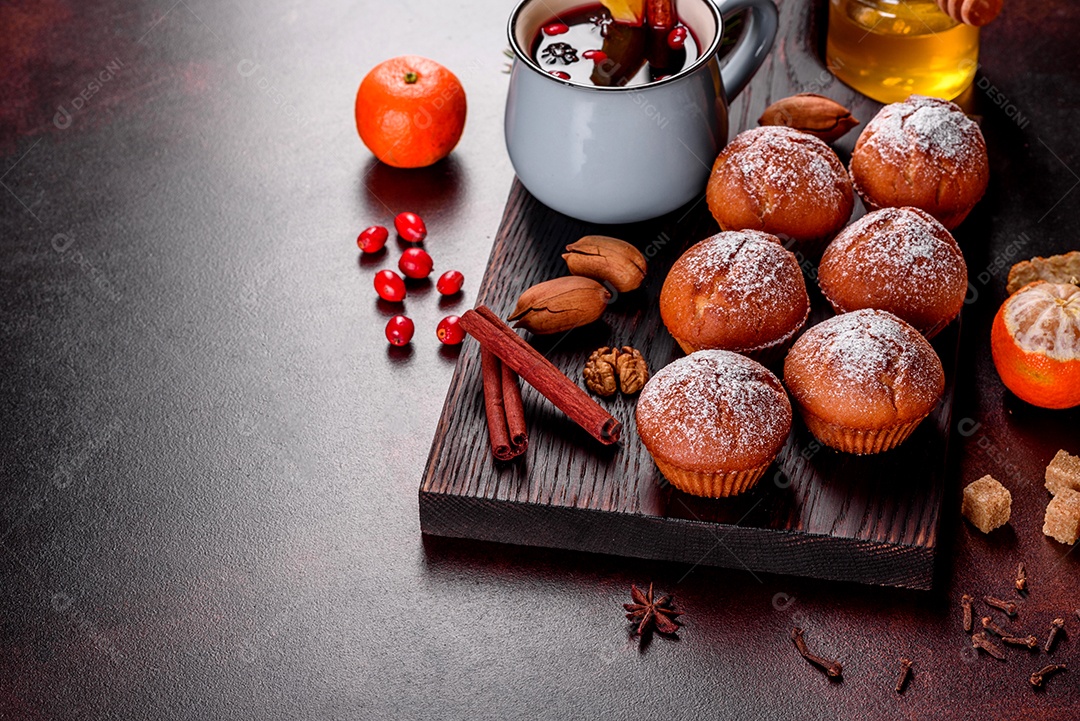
top-left (374, 269), bottom-right (406, 302)
top-left (436, 270), bottom-right (464, 295)
top-left (399, 248), bottom-right (434, 279)
top-left (357, 225), bottom-right (388, 253)
top-left (394, 211), bottom-right (427, 242)
top-left (385, 315), bottom-right (415, 346)
top-left (667, 26), bottom-right (688, 50)
top-left (543, 22), bottom-right (569, 35)
top-left (582, 49), bottom-right (607, 62)
top-left (436, 315), bottom-right (464, 345)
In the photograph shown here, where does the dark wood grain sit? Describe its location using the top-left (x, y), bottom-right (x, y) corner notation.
top-left (421, 166), bottom-right (959, 588)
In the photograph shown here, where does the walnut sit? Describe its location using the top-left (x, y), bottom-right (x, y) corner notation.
top-left (614, 346), bottom-right (649, 394)
top-left (583, 346), bottom-right (649, 396)
top-left (583, 347), bottom-right (620, 397)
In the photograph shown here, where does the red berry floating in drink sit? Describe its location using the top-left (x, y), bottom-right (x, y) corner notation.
top-left (356, 225), bottom-right (388, 253)
top-left (436, 315), bottom-right (464, 345)
top-left (398, 248), bottom-right (433, 279)
top-left (385, 315), bottom-right (415, 346)
top-left (667, 26), bottom-right (688, 50)
top-left (436, 270), bottom-right (464, 295)
top-left (374, 269), bottom-right (406, 302)
top-left (394, 211), bottom-right (427, 242)
top-left (582, 49), bottom-right (607, 62)
top-left (548, 70), bottom-right (571, 80)
top-left (543, 22), bottom-right (569, 35)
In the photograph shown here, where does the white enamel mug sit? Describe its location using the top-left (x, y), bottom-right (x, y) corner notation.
top-left (505, 0), bottom-right (778, 224)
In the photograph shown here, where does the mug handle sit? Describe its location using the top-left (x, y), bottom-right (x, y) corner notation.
top-left (714, 0), bottom-right (779, 100)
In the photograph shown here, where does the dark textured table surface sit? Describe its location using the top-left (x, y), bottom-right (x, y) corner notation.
top-left (2, 1), bottom-right (1079, 719)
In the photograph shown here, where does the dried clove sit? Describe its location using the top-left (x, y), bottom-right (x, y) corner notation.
top-left (1030, 663), bottom-right (1066, 689)
top-left (1015, 562), bottom-right (1027, 593)
top-left (1044, 618), bottom-right (1065, 653)
top-left (971, 632), bottom-right (1006, 661)
top-left (791, 627), bottom-right (843, 679)
top-left (982, 616), bottom-right (1010, 638)
top-left (1002, 635), bottom-right (1039, 649)
top-left (961, 594), bottom-right (974, 632)
top-left (895, 658), bottom-right (913, 694)
top-left (984, 596), bottom-right (1018, 617)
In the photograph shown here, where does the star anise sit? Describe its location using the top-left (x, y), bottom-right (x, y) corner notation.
top-left (540, 42), bottom-right (578, 65)
top-left (623, 583), bottom-right (681, 635)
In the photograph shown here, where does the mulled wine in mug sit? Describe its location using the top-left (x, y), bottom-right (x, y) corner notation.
top-left (505, 0), bottom-right (778, 224)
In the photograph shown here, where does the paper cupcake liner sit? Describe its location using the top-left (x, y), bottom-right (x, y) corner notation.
top-left (853, 191), bottom-right (973, 233)
top-left (673, 306), bottom-right (809, 365)
top-left (921, 314), bottom-right (957, 340)
top-left (798, 410), bottom-right (926, 455)
top-left (821, 297), bottom-right (957, 340)
top-left (652, 457), bottom-right (770, 498)
top-left (786, 235), bottom-right (833, 262)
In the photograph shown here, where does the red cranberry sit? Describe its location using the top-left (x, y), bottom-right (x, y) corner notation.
top-left (357, 225), bottom-right (388, 253)
top-left (398, 248), bottom-right (434, 279)
top-left (543, 22), bottom-right (569, 35)
top-left (436, 270), bottom-right (464, 295)
top-left (374, 269), bottom-right (406, 302)
top-left (436, 316), bottom-right (464, 345)
top-left (548, 70), bottom-right (571, 80)
top-left (667, 26), bottom-right (688, 50)
top-left (394, 211), bottom-right (427, 242)
top-left (582, 49), bottom-right (607, 62)
top-left (385, 315), bottom-right (414, 346)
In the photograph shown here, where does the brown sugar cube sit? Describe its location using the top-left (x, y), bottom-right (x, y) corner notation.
top-left (962, 475), bottom-right (1012, 533)
top-left (1043, 488), bottom-right (1080, 545)
top-left (1046, 450), bottom-right (1080, 496)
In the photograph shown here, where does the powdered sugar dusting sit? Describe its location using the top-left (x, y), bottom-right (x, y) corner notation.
top-left (861, 95), bottom-right (983, 165)
top-left (825, 207), bottom-right (964, 286)
top-left (681, 230), bottom-right (790, 303)
top-left (728, 126), bottom-right (847, 197)
top-left (786, 309), bottom-right (943, 420)
top-left (637, 350), bottom-right (791, 468)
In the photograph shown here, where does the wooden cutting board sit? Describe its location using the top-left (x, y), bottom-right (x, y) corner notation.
top-left (419, 0), bottom-right (961, 589)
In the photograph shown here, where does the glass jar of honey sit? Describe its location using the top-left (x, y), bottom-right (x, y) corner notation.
top-left (826, 0), bottom-right (978, 103)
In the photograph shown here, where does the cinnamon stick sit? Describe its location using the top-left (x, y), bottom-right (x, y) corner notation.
top-left (501, 362), bottom-right (528, 454)
top-left (646, 0), bottom-right (675, 29)
top-left (461, 307), bottom-right (621, 445)
top-left (480, 348), bottom-right (515, 461)
top-left (646, 0), bottom-right (675, 69)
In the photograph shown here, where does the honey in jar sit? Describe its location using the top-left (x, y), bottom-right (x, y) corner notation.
top-left (826, 0), bottom-right (979, 103)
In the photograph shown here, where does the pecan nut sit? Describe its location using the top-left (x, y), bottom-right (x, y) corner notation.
top-left (563, 235), bottom-right (647, 293)
top-left (758, 93), bottom-right (859, 143)
top-left (508, 276), bottom-right (611, 335)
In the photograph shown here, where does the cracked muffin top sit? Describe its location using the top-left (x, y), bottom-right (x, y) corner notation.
top-left (659, 230), bottom-right (809, 360)
top-left (706, 126), bottom-right (853, 254)
top-left (783, 309), bottom-right (945, 429)
top-left (850, 95), bottom-right (988, 231)
top-left (818, 207), bottom-right (967, 339)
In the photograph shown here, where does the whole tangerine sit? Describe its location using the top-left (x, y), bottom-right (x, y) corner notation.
top-left (991, 281), bottom-right (1080, 409)
top-left (355, 56), bottom-right (466, 169)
